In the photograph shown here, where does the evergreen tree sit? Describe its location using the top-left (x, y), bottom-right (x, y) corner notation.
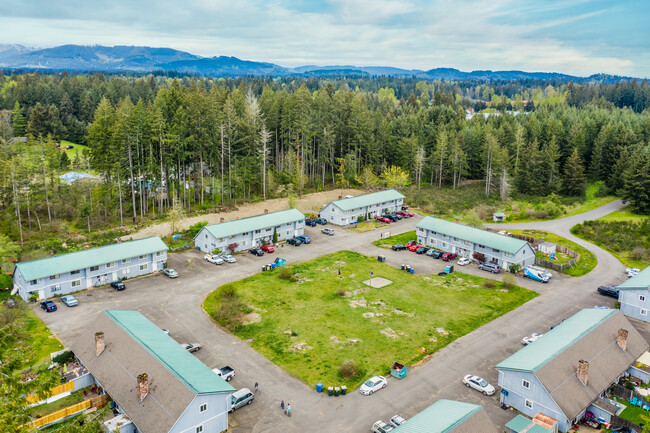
top-left (11, 102), bottom-right (26, 137)
top-left (562, 149), bottom-right (587, 197)
top-left (26, 102), bottom-right (48, 137)
top-left (622, 148), bottom-right (650, 214)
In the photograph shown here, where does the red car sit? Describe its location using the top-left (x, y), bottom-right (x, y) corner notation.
top-left (397, 210), bottom-right (414, 217)
top-left (408, 243), bottom-right (421, 252)
top-left (377, 216), bottom-right (391, 223)
top-left (406, 240), bottom-right (417, 246)
top-left (261, 245), bottom-right (274, 253)
top-left (441, 252), bottom-right (458, 261)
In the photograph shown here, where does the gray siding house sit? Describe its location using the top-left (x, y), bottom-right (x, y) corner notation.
top-left (617, 267), bottom-right (650, 322)
top-left (13, 237), bottom-right (168, 301)
top-left (416, 216), bottom-right (535, 269)
top-left (391, 399), bottom-right (498, 433)
top-left (319, 189), bottom-right (404, 226)
top-left (71, 310), bottom-right (234, 433)
top-left (194, 209), bottom-right (305, 253)
top-left (496, 309), bottom-right (648, 432)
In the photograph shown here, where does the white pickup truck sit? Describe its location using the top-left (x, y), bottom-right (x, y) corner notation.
top-left (212, 366), bottom-right (235, 382)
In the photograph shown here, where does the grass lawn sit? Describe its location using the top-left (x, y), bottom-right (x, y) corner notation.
top-left (29, 388), bottom-right (88, 418)
top-left (60, 140), bottom-right (89, 159)
top-left (373, 230), bottom-right (416, 248)
top-left (349, 221), bottom-right (383, 232)
top-left (506, 230), bottom-right (597, 277)
top-left (15, 302), bottom-right (64, 368)
top-left (614, 397), bottom-right (649, 426)
top-left (598, 205), bottom-right (648, 223)
top-left (204, 251), bottom-right (537, 389)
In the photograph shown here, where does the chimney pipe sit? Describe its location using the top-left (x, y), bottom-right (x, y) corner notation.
top-left (137, 373), bottom-right (149, 402)
top-left (95, 332), bottom-right (105, 357)
top-left (577, 360), bottom-right (589, 386)
top-left (618, 328), bottom-right (629, 352)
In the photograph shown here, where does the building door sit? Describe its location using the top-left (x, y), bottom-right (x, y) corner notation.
top-left (112, 272), bottom-right (118, 282)
top-left (451, 246), bottom-right (456, 253)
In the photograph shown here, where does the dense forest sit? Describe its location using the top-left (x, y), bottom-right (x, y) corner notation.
top-left (0, 71), bottom-right (650, 257)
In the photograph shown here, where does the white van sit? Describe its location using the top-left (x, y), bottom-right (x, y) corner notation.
top-left (229, 388), bottom-right (254, 412)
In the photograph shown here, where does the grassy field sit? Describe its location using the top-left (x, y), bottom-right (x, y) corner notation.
top-left (60, 140), bottom-right (89, 160)
top-left (614, 397), bottom-right (649, 426)
top-left (204, 251), bottom-right (537, 389)
top-left (598, 205), bottom-right (648, 223)
top-left (374, 230), bottom-right (416, 248)
top-left (29, 388), bottom-right (88, 418)
top-left (508, 230), bottom-right (597, 277)
top-left (349, 221), bottom-right (383, 232)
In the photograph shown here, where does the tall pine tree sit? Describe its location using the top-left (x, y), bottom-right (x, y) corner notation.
top-left (562, 149), bottom-right (587, 196)
top-left (11, 102), bottom-right (26, 137)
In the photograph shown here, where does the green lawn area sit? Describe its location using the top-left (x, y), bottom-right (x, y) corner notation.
top-left (598, 205), bottom-right (648, 223)
top-left (614, 397), bottom-right (650, 426)
top-left (29, 388), bottom-right (88, 418)
top-left (506, 230), bottom-right (597, 277)
top-left (373, 230), bottom-right (416, 248)
top-left (349, 221), bottom-right (383, 232)
top-left (204, 251), bottom-right (537, 389)
top-left (60, 140), bottom-right (89, 160)
top-left (9, 301), bottom-right (64, 367)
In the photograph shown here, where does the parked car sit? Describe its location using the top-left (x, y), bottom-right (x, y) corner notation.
top-left (389, 415), bottom-right (407, 427)
top-left (261, 245), bottom-right (275, 253)
top-left (314, 218), bottom-right (327, 225)
top-left (249, 248), bottom-right (264, 256)
top-left (597, 285), bottom-right (619, 298)
top-left (457, 257), bottom-right (470, 266)
top-left (626, 268), bottom-right (641, 278)
top-left (286, 238), bottom-right (301, 246)
top-left (179, 343), bottom-right (201, 353)
top-left (415, 247), bottom-right (429, 254)
top-left (430, 250), bottom-right (444, 259)
top-left (523, 266), bottom-right (549, 283)
top-left (204, 254), bottom-right (224, 265)
top-left (371, 420), bottom-right (394, 433)
top-left (384, 215), bottom-right (399, 222)
top-left (221, 254), bottom-right (236, 263)
top-left (161, 328), bottom-right (170, 335)
top-left (441, 252), bottom-right (458, 261)
top-left (322, 228), bottom-right (335, 236)
top-left (478, 262), bottom-right (500, 274)
top-left (407, 243), bottom-right (421, 252)
top-left (40, 300), bottom-right (57, 312)
top-left (389, 214), bottom-right (403, 221)
top-left (462, 375), bottom-right (495, 396)
top-left (212, 366), bottom-right (235, 382)
top-left (406, 240), bottom-right (417, 246)
top-left (163, 268), bottom-right (179, 278)
top-left (111, 281), bottom-right (126, 291)
top-left (392, 244), bottom-right (407, 251)
top-left (305, 219), bottom-right (317, 227)
top-left (295, 235), bottom-right (311, 244)
top-left (229, 388), bottom-right (254, 412)
top-left (550, 319), bottom-right (567, 330)
top-left (61, 295), bottom-right (78, 307)
top-left (398, 210), bottom-right (415, 217)
top-left (522, 332), bottom-right (544, 345)
top-left (377, 216), bottom-right (391, 223)
top-left (360, 376), bottom-right (387, 395)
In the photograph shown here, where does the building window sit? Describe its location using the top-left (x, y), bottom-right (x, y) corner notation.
top-left (140, 264), bottom-right (148, 271)
top-left (71, 279), bottom-right (81, 288)
top-left (255, 230), bottom-right (260, 234)
top-left (199, 403), bottom-right (207, 413)
top-left (90, 266), bottom-right (99, 272)
top-left (50, 274), bottom-right (59, 280)
top-left (641, 309), bottom-right (648, 316)
top-left (123, 268), bottom-right (131, 275)
top-left (71, 269), bottom-right (80, 275)
top-left (106, 262), bottom-right (115, 268)
top-left (525, 399), bottom-right (533, 409)
top-left (287, 231), bottom-right (290, 236)
top-left (640, 295), bottom-right (646, 302)
top-left (478, 244), bottom-right (485, 248)
top-left (138, 255), bottom-right (146, 260)
top-left (522, 379), bottom-right (530, 389)
top-left (243, 232), bottom-right (248, 236)
top-left (30, 280), bottom-right (37, 285)
top-left (205, 234), bottom-right (208, 238)
top-left (51, 284), bottom-right (61, 292)
top-left (156, 251), bottom-right (162, 256)
top-left (453, 237), bottom-right (458, 242)
top-left (122, 258), bottom-right (130, 264)
top-left (442, 242), bottom-right (448, 248)
top-left (492, 248), bottom-right (500, 253)
top-left (196, 426), bottom-right (203, 433)
top-left (505, 252), bottom-right (513, 258)
top-left (266, 228), bottom-right (271, 232)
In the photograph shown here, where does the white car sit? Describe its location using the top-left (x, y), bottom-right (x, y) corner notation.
top-left (457, 257), bottom-right (470, 266)
top-left (389, 414), bottom-right (406, 427)
top-left (462, 375), bottom-right (495, 396)
top-left (626, 268), bottom-right (640, 278)
top-left (371, 420), bottom-right (394, 433)
top-left (61, 295), bottom-right (78, 307)
top-left (204, 254), bottom-right (224, 265)
top-left (163, 268), bottom-right (178, 278)
top-left (221, 254), bottom-right (236, 263)
top-left (161, 328), bottom-right (170, 336)
top-left (180, 342), bottom-right (201, 352)
top-left (522, 332), bottom-right (544, 345)
top-left (360, 376), bottom-right (387, 395)
top-left (322, 228), bottom-right (335, 236)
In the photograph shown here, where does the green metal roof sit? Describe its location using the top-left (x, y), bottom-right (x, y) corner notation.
top-left (505, 415), bottom-right (551, 433)
top-left (416, 216), bottom-right (529, 254)
top-left (105, 310), bottom-right (234, 395)
top-left (16, 237), bottom-right (168, 281)
top-left (329, 189), bottom-right (404, 212)
top-left (495, 308), bottom-right (617, 372)
top-left (618, 267), bottom-right (650, 290)
top-left (391, 399), bottom-right (482, 433)
top-left (200, 208), bottom-right (305, 240)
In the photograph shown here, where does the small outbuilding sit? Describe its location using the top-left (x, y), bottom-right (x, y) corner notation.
top-left (493, 212), bottom-right (505, 222)
top-left (538, 241), bottom-right (557, 255)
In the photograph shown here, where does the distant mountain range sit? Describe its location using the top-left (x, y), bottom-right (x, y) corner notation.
top-left (0, 44), bottom-right (636, 83)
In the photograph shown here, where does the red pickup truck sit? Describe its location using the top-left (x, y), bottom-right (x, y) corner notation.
top-left (441, 252), bottom-right (458, 261)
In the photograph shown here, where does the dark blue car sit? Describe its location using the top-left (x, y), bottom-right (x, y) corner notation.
top-left (305, 219), bottom-right (317, 227)
top-left (40, 300), bottom-right (57, 312)
top-left (295, 235), bottom-right (311, 244)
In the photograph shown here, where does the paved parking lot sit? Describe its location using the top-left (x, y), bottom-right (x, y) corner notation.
top-left (34, 205), bottom-right (647, 433)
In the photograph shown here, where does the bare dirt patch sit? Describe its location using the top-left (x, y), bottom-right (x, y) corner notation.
top-left (241, 312), bottom-right (261, 325)
top-left (380, 328), bottom-right (399, 339)
top-left (291, 342), bottom-right (312, 353)
top-left (362, 277), bottom-right (393, 288)
top-left (436, 328), bottom-right (449, 335)
top-left (349, 298), bottom-right (367, 308)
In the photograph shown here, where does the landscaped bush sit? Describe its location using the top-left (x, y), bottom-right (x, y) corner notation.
top-left (213, 284), bottom-right (246, 329)
top-left (501, 273), bottom-right (516, 289)
top-left (339, 359), bottom-right (361, 380)
top-left (53, 350), bottom-right (75, 365)
top-left (278, 267), bottom-right (297, 282)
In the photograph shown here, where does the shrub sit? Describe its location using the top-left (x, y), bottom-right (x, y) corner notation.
top-left (483, 280), bottom-right (496, 289)
top-left (339, 359), bottom-right (361, 380)
top-left (53, 351), bottom-right (75, 365)
top-left (631, 247), bottom-right (648, 261)
top-left (278, 267), bottom-right (297, 282)
top-left (501, 273), bottom-right (516, 289)
top-left (187, 221), bottom-right (208, 237)
top-left (335, 289), bottom-right (346, 297)
top-left (508, 264), bottom-right (522, 274)
top-left (214, 284), bottom-right (245, 328)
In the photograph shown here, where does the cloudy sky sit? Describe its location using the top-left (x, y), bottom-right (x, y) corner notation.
top-left (1, 0), bottom-right (648, 77)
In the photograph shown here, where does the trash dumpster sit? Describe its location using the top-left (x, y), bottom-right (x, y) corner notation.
top-left (410, 267), bottom-right (415, 274)
top-left (328, 386), bottom-right (333, 396)
top-left (341, 385), bottom-right (347, 395)
top-left (401, 264), bottom-right (405, 270)
top-left (334, 386), bottom-right (340, 397)
top-left (261, 266), bottom-right (266, 272)
top-left (316, 382), bottom-right (323, 393)
top-left (390, 361), bottom-right (407, 379)
top-left (377, 255), bottom-right (386, 262)
top-left (444, 265), bottom-right (454, 274)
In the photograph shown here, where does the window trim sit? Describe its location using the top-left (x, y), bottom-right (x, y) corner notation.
top-left (71, 279), bottom-right (81, 288)
top-left (122, 258), bottom-right (130, 264)
top-left (525, 399), bottom-right (533, 409)
top-left (641, 309), bottom-right (648, 316)
top-left (522, 379), bottom-right (530, 389)
top-left (640, 295), bottom-right (646, 302)
top-left (199, 402), bottom-right (207, 413)
top-left (106, 262), bottom-right (115, 268)
top-left (195, 426), bottom-right (203, 433)
top-left (139, 263), bottom-right (148, 271)
top-left (89, 265), bottom-right (99, 272)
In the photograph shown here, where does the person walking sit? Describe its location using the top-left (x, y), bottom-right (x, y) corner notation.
top-left (280, 400), bottom-right (285, 410)
top-left (286, 403), bottom-right (291, 415)
top-left (254, 382), bottom-right (259, 394)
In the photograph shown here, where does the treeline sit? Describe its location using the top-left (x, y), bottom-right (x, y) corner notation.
top-left (0, 73), bottom-right (650, 249)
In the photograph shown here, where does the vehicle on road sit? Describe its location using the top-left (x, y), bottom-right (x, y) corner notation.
top-left (597, 285), bottom-right (619, 298)
top-left (594, 305), bottom-right (610, 309)
top-left (478, 263), bottom-right (500, 274)
top-left (523, 266), bottom-right (549, 283)
top-left (314, 218), bottom-right (328, 225)
top-left (204, 254), bottom-right (224, 265)
top-left (40, 300), bottom-right (57, 312)
top-left (287, 238), bottom-right (302, 246)
top-left (377, 216), bottom-right (391, 223)
top-left (389, 415), bottom-right (407, 427)
top-left (415, 247), bottom-right (429, 254)
top-left (407, 243), bottom-right (421, 252)
top-left (212, 366), bottom-right (235, 381)
top-left (221, 254), bottom-right (236, 263)
top-left (305, 219), bottom-right (317, 227)
top-left (522, 332), bottom-right (544, 345)
top-left (180, 343), bottom-right (201, 353)
top-left (457, 257), bottom-right (470, 266)
top-left (295, 235), bottom-right (311, 244)
top-left (322, 228), bottom-right (335, 236)
top-left (229, 388), bottom-right (254, 412)
top-left (462, 375), bottom-right (495, 395)
top-left (61, 295), bottom-right (78, 307)
top-left (163, 268), bottom-right (178, 278)
top-left (249, 248), bottom-right (265, 256)
top-left (261, 245), bottom-right (275, 253)
top-left (626, 268), bottom-right (640, 278)
top-left (528, 265), bottom-right (552, 279)
top-left (161, 328), bottom-right (170, 335)
top-left (371, 420), bottom-right (394, 433)
top-left (111, 281), bottom-right (126, 291)
top-left (392, 244), bottom-right (407, 251)
top-left (429, 250), bottom-right (444, 259)
top-left (441, 252), bottom-right (458, 261)
top-left (360, 376), bottom-right (387, 395)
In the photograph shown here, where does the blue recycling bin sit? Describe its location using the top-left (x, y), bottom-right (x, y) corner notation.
top-left (316, 382), bottom-right (323, 393)
top-left (410, 267), bottom-right (415, 274)
top-left (271, 263), bottom-right (276, 269)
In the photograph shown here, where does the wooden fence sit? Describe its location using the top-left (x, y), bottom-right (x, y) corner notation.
top-left (27, 381), bottom-right (75, 404)
top-left (611, 415), bottom-right (643, 432)
top-left (30, 399), bottom-right (91, 429)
